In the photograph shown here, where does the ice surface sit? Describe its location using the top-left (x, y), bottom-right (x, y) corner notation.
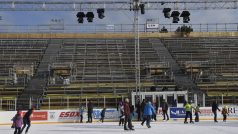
top-left (1, 121), bottom-right (238, 134)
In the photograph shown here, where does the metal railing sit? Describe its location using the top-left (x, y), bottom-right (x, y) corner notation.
top-left (0, 23), bottom-right (238, 33)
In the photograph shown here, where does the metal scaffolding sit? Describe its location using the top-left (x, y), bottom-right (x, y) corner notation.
top-left (0, 0), bottom-right (237, 11)
top-left (133, 0), bottom-right (141, 103)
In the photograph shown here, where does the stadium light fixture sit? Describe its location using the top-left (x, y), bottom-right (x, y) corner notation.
top-left (140, 4), bottom-right (145, 14)
top-left (86, 12), bottom-right (94, 22)
top-left (180, 11), bottom-right (190, 23)
top-left (97, 8), bottom-right (105, 19)
top-left (171, 11), bottom-right (180, 23)
top-left (76, 12), bottom-right (85, 23)
top-left (163, 8), bottom-right (171, 18)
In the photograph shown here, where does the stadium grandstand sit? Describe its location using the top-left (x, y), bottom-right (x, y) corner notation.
top-left (0, 0), bottom-right (237, 111)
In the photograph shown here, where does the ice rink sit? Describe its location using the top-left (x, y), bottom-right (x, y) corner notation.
top-left (1, 121), bottom-right (238, 134)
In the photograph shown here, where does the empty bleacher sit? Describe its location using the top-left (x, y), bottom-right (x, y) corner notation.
top-left (40, 39), bottom-right (175, 109)
top-left (0, 39), bottom-right (48, 110)
top-left (2, 37), bottom-right (237, 110)
top-left (161, 37), bottom-right (238, 104)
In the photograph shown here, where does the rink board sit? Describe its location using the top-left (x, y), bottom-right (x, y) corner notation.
top-left (1, 107), bottom-right (238, 125)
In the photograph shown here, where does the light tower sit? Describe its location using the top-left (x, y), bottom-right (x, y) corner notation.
top-left (132, 0), bottom-right (141, 103)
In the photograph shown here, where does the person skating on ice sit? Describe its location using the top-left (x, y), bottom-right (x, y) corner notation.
top-left (12, 110), bottom-right (23, 134)
top-left (87, 100), bottom-right (93, 123)
top-left (118, 101), bottom-right (124, 126)
top-left (99, 108), bottom-right (106, 123)
top-left (221, 106), bottom-right (229, 122)
top-left (212, 101), bottom-right (220, 123)
top-left (194, 104), bottom-right (201, 122)
top-left (184, 101), bottom-right (194, 124)
top-left (161, 99), bottom-right (169, 121)
top-left (123, 98), bottom-right (134, 130)
top-left (79, 105), bottom-right (84, 123)
top-left (141, 100), bottom-right (155, 128)
top-left (21, 108), bottom-right (34, 134)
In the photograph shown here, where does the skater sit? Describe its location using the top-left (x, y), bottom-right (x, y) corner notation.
top-left (13, 110), bottom-right (23, 134)
top-left (87, 100), bottom-right (93, 123)
top-left (135, 100), bottom-right (141, 121)
top-left (100, 108), bottom-right (106, 123)
top-left (141, 100), bottom-right (155, 128)
top-left (21, 108), bottom-right (34, 134)
top-left (123, 98), bottom-right (134, 130)
top-left (152, 100), bottom-right (157, 121)
top-left (79, 105), bottom-right (84, 123)
top-left (161, 99), bottom-right (169, 121)
top-left (194, 104), bottom-right (201, 122)
top-left (184, 101), bottom-right (194, 124)
top-left (212, 101), bottom-right (220, 122)
top-left (221, 106), bottom-right (229, 122)
top-left (118, 101), bottom-right (124, 126)
top-left (129, 104), bottom-right (135, 128)
top-left (140, 99), bottom-right (146, 120)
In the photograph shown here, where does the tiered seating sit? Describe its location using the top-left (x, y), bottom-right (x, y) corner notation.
top-left (161, 37), bottom-right (238, 103)
top-left (0, 39), bottom-right (48, 110)
top-left (41, 39), bottom-right (175, 109)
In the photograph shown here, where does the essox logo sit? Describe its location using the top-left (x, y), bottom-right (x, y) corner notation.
top-left (59, 112), bottom-right (80, 118)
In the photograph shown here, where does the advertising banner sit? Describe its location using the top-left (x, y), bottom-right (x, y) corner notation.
top-left (48, 108), bottom-right (119, 123)
top-left (1, 107), bottom-right (238, 124)
top-left (170, 107), bottom-right (186, 118)
top-left (22, 111), bottom-right (48, 121)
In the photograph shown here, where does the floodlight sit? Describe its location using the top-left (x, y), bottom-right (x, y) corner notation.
top-left (97, 8), bottom-right (105, 19)
top-left (180, 11), bottom-right (190, 23)
top-left (140, 4), bottom-right (145, 14)
top-left (86, 12), bottom-right (94, 22)
top-left (163, 8), bottom-right (171, 18)
top-left (76, 12), bottom-right (85, 23)
top-left (171, 11), bottom-right (180, 23)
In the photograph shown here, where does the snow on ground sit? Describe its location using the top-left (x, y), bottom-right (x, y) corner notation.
top-left (1, 121), bottom-right (238, 134)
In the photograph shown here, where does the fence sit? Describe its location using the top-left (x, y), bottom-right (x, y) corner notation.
top-left (0, 23), bottom-right (238, 33)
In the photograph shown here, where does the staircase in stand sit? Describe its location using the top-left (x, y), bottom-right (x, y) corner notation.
top-left (17, 43), bottom-right (61, 110)
top-left (150, 39), bottom-right (202, 100)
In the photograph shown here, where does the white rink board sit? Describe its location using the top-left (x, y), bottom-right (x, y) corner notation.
top-left (1, 107), bottom-right (238, 124)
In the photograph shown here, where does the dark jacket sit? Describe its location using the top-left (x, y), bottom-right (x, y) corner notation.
top-left (88, 102), bottom-right (93, 113)
top-left (161, 102), bottom-right (168, 111)
top-left (135, 103), bottom-right (141, 113)
top-left (23, 109), bottom-right (33, 120)
top-left (212, 102), bottom-right (220, 112)
top-left (140, 101), bottom-right (146, 112)
top-left (101, 109), bottom-right (106, 117)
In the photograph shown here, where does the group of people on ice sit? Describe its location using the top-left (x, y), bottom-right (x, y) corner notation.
top-left (12, 99), bottom-right (230, 133)
top-left (117, 98), bottom-right (170, 130)
top-left (183, 101), bottom-right (229, 124)
top-left (82, 98), bottom-right (229, 131)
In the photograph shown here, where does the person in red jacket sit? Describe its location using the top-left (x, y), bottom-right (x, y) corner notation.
top-left (123, 98), bottom-right (134, 130)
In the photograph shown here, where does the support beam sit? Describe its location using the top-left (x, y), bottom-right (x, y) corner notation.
top-left (0, 0), bottom-right (237, 11)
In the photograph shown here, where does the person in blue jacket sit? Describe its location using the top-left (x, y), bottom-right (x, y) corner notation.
top-left (141, 100), bottom-right (155, 128)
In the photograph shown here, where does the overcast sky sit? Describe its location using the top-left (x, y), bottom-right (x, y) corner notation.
top-left (0, 0), bottom-right (237, 32)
